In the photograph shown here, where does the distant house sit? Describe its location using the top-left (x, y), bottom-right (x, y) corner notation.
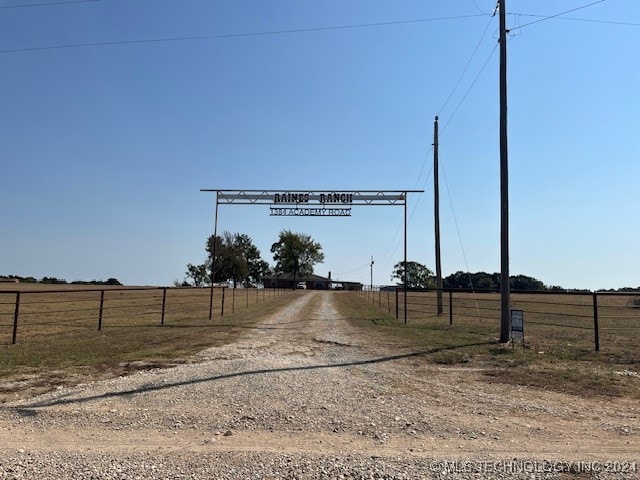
top-left (262, 272), bottom-right (363, 291)
top-left (262, 273), bottom-right (332, 290)
top-left (330, 281), bottom-right (363, 292)
top-left (0, 278), bottom-right (19, 284)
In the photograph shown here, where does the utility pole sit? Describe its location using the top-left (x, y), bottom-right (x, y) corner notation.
top-left (370, 255), bottom-right (374, 292)
top-left (209, 194), bottom-right (220, 321)
top-left (433, 116), bottom-right (443, 314)
top-left (499, 0), bottom-right (511, 343)
top-left (403, 193), bottom-right (408, 324)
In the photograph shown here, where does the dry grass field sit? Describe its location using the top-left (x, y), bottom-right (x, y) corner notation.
top-left (354, 290), bottom-right (640, 399)
top-left (364, 289), bottom-right (640, 359)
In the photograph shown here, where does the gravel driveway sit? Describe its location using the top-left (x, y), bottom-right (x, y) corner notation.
top-left (0, 291), bottom-right (638, 479)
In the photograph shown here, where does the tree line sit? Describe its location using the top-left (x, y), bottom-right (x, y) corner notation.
top-left (391, 262), bottom-right (553, 291)
top-left (0, 275), bottom-right (122, 285)
top-left (390, 261), bottom-right (639, 292)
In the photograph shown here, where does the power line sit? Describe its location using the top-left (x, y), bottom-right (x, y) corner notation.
top-left (0, 13), bottom-right (486, 55)
top-left (439, 154), bottom-right (483, 321)
top-left (510, 12), bottom-right (640, 28)
top-left (509, 0), bottom-right (606, 32)
top-left (0, 0), bottom-right (101, 9)
top-left (397, 40), bottom-right (497, 285)
top-left (383, 16), bottom-right (497, 275)
top-left (441, 42), bottom-right (498, 135)
top-left (437, 15), bottom-right (495, 116)
top-left (473, 0), bottom-right (490, 15)
top-left (407, 15), bottom-right (496, 243)
top-left (376, 219), bottom-right (404, 271)
top-left (334, 263), bottom-right (370, 277)
top-left (412, 145), bottom-right (434, 193)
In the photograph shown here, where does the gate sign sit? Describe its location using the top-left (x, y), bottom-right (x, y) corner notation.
top-left (200, 187), bottom-right (423, 324)
top-left (200, 190), bottom-right (419, 216)
top-left (270, 207), bottom-right (352, 217)
top-left (511, 309), bottom-right (524, 344)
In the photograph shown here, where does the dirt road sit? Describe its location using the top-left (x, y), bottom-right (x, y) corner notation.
top-left (0, 291), bottom-right (638, 479)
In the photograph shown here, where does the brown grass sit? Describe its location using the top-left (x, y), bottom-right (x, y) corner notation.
top-left (334, 291), bottom-right (640, 400)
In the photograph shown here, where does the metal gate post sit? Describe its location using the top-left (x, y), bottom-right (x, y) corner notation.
top-left (98, 289), bottom-right (105, 331)
top-left (593, 293), bottom-right (600, 352)
top-left (12, 291), bottom-right (20, 345)
top-left (208, 287), bottom-right (214, 321)
top-left (161, 287), bottom-right (167, 325)
top-left (395, 288), bottom-right (399, 320)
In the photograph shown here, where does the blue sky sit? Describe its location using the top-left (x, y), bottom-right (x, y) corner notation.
top-left (1, 0), bottom-right (638, 289)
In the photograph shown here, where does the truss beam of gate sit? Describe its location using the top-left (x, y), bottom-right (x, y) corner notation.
top-left (201, 190), bottom-right (415, 206)
top-left (200, 189), bottom-right (423, 324)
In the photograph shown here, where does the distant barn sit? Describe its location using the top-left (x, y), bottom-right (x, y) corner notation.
top-left (261, 273), bottom-right (362, 291)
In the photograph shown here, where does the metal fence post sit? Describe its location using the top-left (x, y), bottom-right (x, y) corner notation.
top-left (387, 290), bottom-right (391, 314)
top-left (12, 291), bottom-right (20, 345)
top-left (221, 287), bottom-right (226, 317)
top-left (593, 293), bottom-right (600, 352)
top-left (232, 287), bottom-right (235, 314)
top-left (98, 289), bottom-right (105, 331)
top-left (208, 285), bottom-right (215, 320)
top-left (449, 290), bottom-right (453, 326)
top-left (161, 287), bottom-right (167, 325)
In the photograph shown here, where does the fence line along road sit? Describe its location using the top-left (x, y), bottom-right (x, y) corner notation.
top-left (0, 286), bottom-right (290, 345)
top-left (359, 287), bottom-right (640, 356)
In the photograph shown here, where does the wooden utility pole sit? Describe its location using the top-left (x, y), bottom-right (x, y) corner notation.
top-left (499, 0), bottom-right (511, 343)
top-left (208, 195), bottom-right (219, 320)
top-left (404, 194), bottom-right (408, 324)
top-left (370, 255), bottom-right (374, 292)
top-left (434, 116), bottom-right (443, 314)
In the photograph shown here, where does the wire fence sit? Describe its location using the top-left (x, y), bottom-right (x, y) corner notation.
top-left (358, 287), bottom-right (640, 358)
top-left (0, 285), bottom-right (290, 345)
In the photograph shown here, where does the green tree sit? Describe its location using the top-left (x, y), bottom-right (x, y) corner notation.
top-left (391, 261), bottom-right (435, 289)
top-left (442, 271), bottom-right (548, 291)
top-left (234, 233), bottom-right (270, 286)
top-left (206, 231), bottom-right (270, 287)
top-left (185, 263), bottom-right (210, 287)
top-left (270, 230), bottom-right (324, 289)
top-left (510, 274), bottom-right (545, 291)
top-left (41, 276), bottom-right (67, 284)
top-left (443, 271), bottom-right (472, 289)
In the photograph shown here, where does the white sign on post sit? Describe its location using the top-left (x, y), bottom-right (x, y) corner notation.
top-left (511, 309), bottom-right (524, 346)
